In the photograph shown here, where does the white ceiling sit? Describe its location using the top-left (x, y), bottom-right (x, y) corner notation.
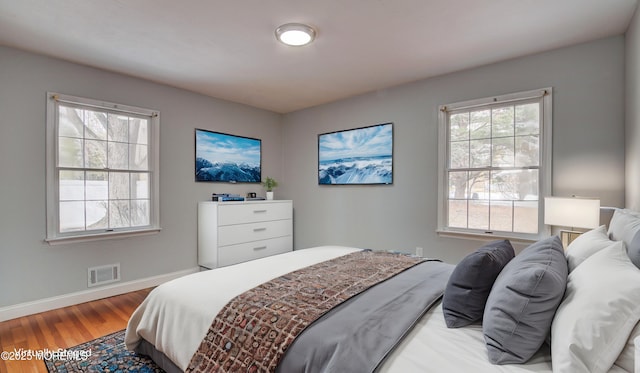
top-left (0, 0), bottom-right (637, 113)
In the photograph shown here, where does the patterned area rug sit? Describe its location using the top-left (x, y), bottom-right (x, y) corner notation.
top-left (44, 329), bottom-right (163, 372)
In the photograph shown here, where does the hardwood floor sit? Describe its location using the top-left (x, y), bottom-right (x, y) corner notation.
top-left (0, 288), bottom-right (152, 373)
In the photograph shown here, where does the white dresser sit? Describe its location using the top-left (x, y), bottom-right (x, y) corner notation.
top-left (197, 200), bottom-right (293, 269)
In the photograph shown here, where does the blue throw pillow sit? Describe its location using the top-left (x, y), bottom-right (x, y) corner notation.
top-left (483, 236), bottom-right (568, 364)
top-left (442, 240), bottom-right (515, 328)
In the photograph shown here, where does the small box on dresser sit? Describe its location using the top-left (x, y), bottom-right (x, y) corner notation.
top-left (198, 200), bottom-right (293, 269)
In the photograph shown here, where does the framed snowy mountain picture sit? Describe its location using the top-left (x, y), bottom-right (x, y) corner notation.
top-left (195, 129), bottom-right (261, 183)
top-left (318, 122), bottom-right (393, 185)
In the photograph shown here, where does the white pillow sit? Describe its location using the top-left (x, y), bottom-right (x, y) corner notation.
top-left (613, 321), bottom-right (640, 372)
top-left (565, 225), bottom-right (613, 272)
top-left (636, 335), bottom-right (640, 373)
top-left (607, 208), bottom-right (640, 244)
top-left (551, 241), bottom-right (640, 373)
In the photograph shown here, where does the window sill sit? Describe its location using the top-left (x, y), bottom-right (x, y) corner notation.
top-left (436, 229), bottom-right (541, 245)
top-left (45, 228), bottom-right (162, 245)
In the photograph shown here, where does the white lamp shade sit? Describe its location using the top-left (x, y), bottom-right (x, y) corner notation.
top-left (544, 197), bottom-right (600, 229)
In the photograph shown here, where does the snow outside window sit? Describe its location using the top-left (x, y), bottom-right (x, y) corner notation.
top-left (45, 93), bottom-right (160, 244)
top-left (437, 88), bottom-right (552, 241)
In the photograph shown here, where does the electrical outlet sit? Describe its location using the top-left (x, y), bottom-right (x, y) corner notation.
top-left (416, 247), bottom-right (424, 256)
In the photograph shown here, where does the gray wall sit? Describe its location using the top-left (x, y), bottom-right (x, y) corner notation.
top-left (0, 35), bottom-right (628, 308)
top-left (626, 5), bottom-right (640, 209)
top-left (0, 46), bottom-right (283, 307)
top-left (281, 36), bottom-right (626, 264)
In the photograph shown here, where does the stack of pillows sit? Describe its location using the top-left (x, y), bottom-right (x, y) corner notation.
top-left (552, 209), bottom-right (640, 372)
top-left (442, 236), bottom-right (566, 364)
top-left (441, 208), bottom-right (640, 372)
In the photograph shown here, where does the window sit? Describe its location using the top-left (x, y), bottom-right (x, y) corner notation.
top-left (437, 88), bottom-right (552, 240)
top-left (46, 93), bottom-right (160, 243)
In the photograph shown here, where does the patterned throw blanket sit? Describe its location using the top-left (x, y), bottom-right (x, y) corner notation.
top-left (186, 250), bottom-right (424, 373)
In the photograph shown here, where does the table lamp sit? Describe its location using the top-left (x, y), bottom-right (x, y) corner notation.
top-left (544, 196), bottom-right (600, 248)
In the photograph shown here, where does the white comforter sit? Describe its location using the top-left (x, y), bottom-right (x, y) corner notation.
top-left (125, 246), bottom-right (622, 372)
top-left (125, 246), bottom-right (362, 370)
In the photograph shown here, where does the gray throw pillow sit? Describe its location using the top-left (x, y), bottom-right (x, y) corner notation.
top-left (442, 240), bottom-right (515, 328)
top-left (483, 236), bottom-right (568, 364)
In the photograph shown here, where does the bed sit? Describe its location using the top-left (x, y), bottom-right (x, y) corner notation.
top-left (125, 208), bottom-right (640, 373)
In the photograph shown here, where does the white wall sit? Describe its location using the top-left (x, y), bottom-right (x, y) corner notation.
top-left (0, 46), bottom-right (283, 307)
top-left (626, 4), bottom-right (640, 209)
top-left (281, 37), bottom-right (626, 264)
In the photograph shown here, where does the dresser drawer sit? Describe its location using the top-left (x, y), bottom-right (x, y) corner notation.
top-left (218, 219), bottom-right (292, 246)
top-left (218, 236), bottom-right (293, 267)
top-left (218, 202), bottom-right (292, 226)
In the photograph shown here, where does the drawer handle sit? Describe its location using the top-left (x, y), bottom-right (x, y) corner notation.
top-left (253, 227), bottom-right (267, 232)
top-left (253, 209), bottom-right (267, 213)
top-left (253, 246), bottom-right (267, 251)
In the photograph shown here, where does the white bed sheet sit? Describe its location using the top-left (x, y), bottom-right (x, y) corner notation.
top-left (125, 246), bottom-right (361, 370)
top-left (125, 246), bottom-right (627, 373)
top-left (379, 298), bottom-right (552, 373)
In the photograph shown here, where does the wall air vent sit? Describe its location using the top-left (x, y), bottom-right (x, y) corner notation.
top-left (88, 263), bottom-right (121, 287)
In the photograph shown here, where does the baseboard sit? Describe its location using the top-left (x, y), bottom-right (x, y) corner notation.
top-left (0, 267), bottom-right (199, 322)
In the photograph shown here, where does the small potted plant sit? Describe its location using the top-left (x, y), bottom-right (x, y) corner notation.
top-left (262, 177), bottom-right (278, 200)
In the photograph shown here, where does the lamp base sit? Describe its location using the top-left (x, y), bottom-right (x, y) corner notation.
top-left (559, 230), bottom-right (583, 249)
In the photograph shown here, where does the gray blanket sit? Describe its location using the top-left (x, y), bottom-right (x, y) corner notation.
top-left (276, 260), bottom-right (454, 373)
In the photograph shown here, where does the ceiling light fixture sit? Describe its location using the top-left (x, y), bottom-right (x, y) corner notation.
top-left (275, 23), bottom-right (316, 46)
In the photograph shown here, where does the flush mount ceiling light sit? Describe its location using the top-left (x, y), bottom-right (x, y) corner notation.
top-left (275, 23), bottom-right (316, 46)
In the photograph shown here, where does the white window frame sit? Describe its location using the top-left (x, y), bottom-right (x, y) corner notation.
top-left (45, 92), bottom-right (161, 244)
top-left (437, 88), bottom-right (552, 242)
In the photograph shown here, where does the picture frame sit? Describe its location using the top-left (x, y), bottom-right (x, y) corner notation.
top-left (318, 122), bottom-right (393, 185)
top-left (195, 129), bottom-right (261, 183)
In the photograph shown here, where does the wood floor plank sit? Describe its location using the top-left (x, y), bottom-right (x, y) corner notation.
top-left (33, 315), bottom-right (57, 350)
top-left (68, 304), bottom-right (102, 340)
top-left (0, 288), bottom-right (152, 373)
